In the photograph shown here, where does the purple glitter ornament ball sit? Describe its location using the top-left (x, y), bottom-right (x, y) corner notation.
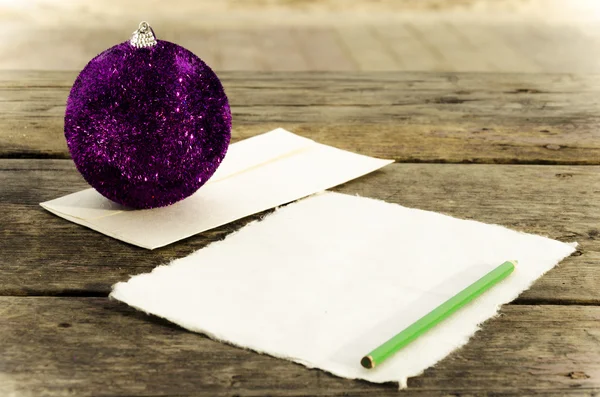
top-left (65, 23), bottom-right (231, 209)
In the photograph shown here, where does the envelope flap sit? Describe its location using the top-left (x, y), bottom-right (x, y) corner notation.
top-left (40, 128), bottom-right (393, 249)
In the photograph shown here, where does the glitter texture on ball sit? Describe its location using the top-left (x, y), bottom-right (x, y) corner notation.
top-left (65, 39), bottom-right (231, 209)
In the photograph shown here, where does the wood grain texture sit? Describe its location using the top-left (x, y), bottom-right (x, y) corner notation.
top-left (293, 28), bottom-right (357, 71)
top-left (373, 24), bottom-right (439, 71)
top-left (335, 26), bottom-right (399, 71)
top-left (1, 297), bottom-right (599, 396)
top-left (1, 71), bottom-right (599, 396)
top-left (453, 24), bottom-right (542, 73)
top-left (1, 159), bottom-right (596, 302)
top-left (255, 28), bottom-right (308, 72)
top-left (1, 71), bottom-right (599, 164)
top-left (216, 30), bottom-right (264, 71)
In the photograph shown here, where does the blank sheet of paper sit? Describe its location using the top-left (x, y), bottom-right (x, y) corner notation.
top-left (111, 192), bottom-right (576, 387)
top-left (40, 128), bottom-right (392, 249)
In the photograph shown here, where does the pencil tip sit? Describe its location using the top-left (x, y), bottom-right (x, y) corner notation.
top-left (361, 355), bottom-right (375, 369)
top-left (510, 260), bottom-right (519, 266)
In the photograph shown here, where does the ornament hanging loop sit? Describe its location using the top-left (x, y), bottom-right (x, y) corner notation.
top-left (131, 21), bottom-right (157, 48)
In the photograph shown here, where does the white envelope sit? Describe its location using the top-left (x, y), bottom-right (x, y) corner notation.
top-left (41, 128), bottom-right (393, 249)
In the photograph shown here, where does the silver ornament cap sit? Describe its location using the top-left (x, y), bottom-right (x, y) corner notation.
top-left (130, 21), bottom-right (157, 48)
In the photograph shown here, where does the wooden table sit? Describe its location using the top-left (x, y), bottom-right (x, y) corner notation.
top-left (1, 71), bottom-right (599, 396)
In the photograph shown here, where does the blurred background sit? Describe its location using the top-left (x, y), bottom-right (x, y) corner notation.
top-left (1, 0), bottom-right (599, 73)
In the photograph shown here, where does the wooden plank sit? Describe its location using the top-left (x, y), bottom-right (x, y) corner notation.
top-left (1, 71), bottom-right (599, 164)
top-left (335, 26), bottom-right (399, 71)
top-left (492, 23), bottom-right (570, 74)
top-left (372, 23), bottom-right (440, 71)
top-left (0, 160), bottom-right (596, 302)
top-left (0, 28), bottom-right (124, 71)
top-left (443, 22), bottom-right (542, 73)
top-left (1, 297), bottom-right (599, 396)
top-left (406, 21), bottom-right (491, 72)
top-left (402, 22), bottom-right (451, 71)
top-left (213, 30), bottom-right (263, 71)
top-left (526, 23), bottom-right (600, 74)
top-left (0, 26), bottom-right (222, 71)
top-left (292, 28), bottom-right (357, 71)
top-left (253, 28), bottom-right (308, 72)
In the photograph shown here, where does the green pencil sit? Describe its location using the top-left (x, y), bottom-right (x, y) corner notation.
top-left (361, 260), bottom-right (517, 369)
